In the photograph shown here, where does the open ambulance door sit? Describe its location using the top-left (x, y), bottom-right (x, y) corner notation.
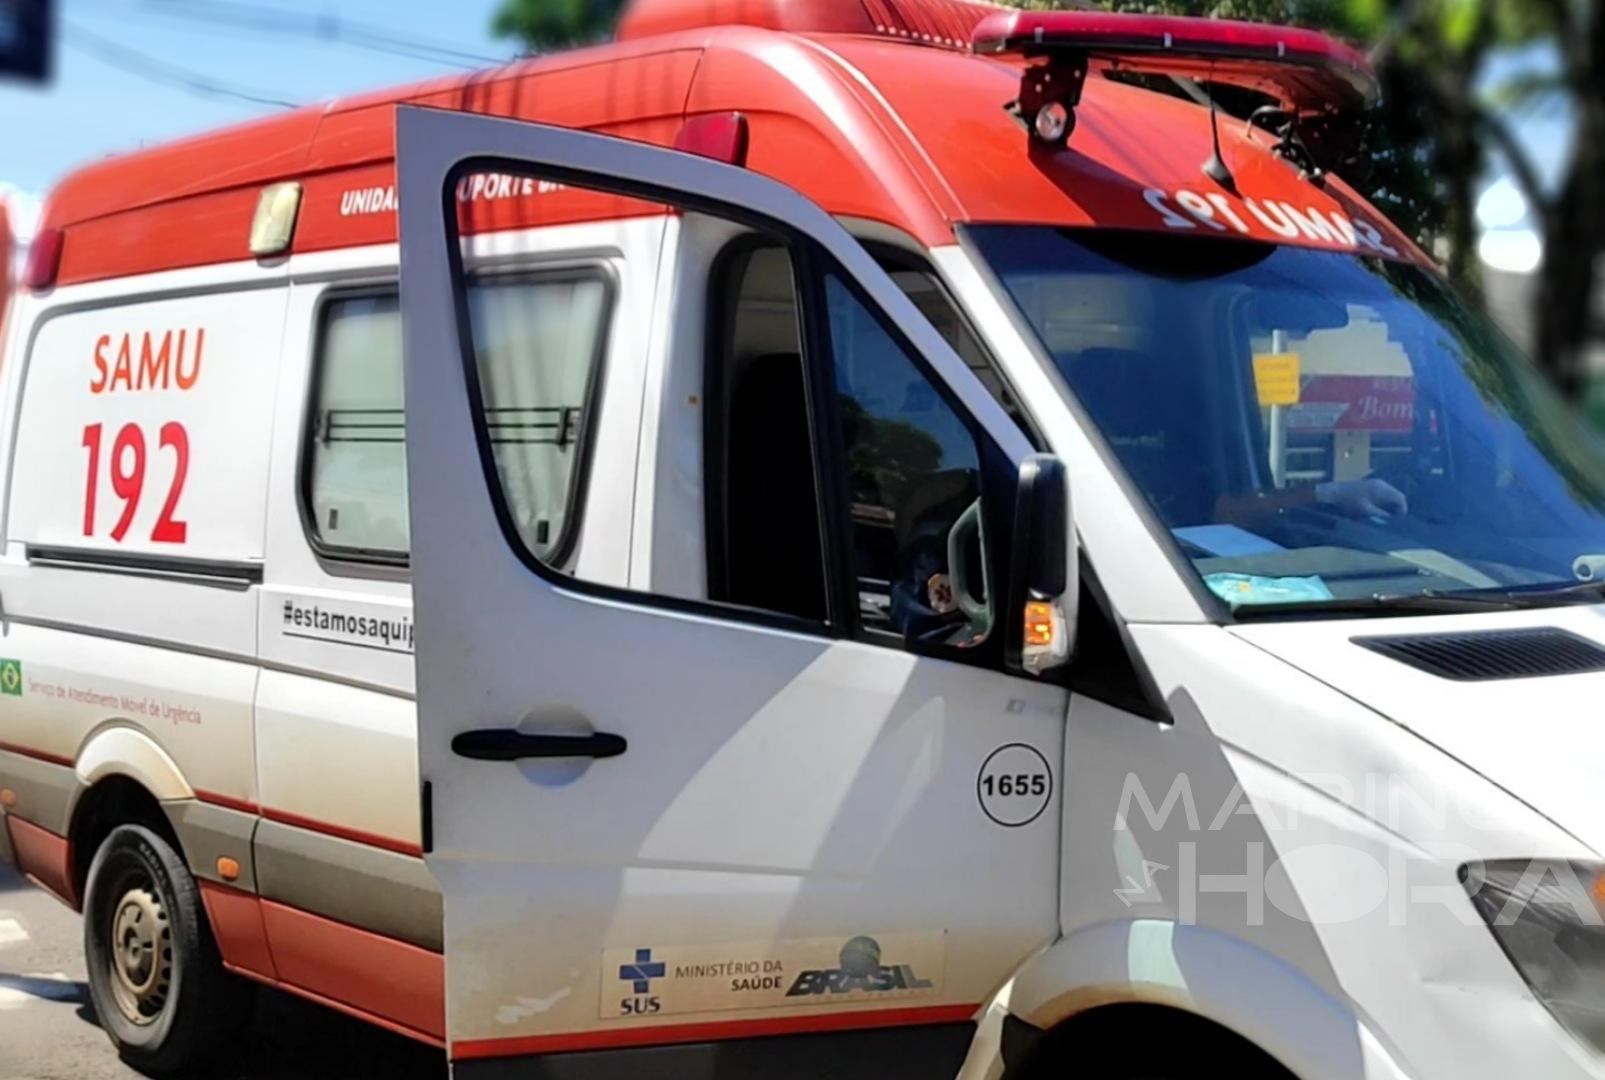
top-left (394, 104), bottom-right (1071, 1075)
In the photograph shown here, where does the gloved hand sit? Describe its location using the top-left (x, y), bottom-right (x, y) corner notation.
top-left (1314, 477), bottom-right (1409, 520)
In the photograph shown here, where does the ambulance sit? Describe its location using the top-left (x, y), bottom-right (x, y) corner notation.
top-left (5, 0), bottom-right (1605, 1076)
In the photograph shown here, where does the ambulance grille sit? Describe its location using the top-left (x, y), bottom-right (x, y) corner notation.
top-left (1354, 627), bottom-right (1605, 681)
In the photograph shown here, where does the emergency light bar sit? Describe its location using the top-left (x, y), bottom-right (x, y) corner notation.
top-left (972, 10), bottom-right (1378, 151)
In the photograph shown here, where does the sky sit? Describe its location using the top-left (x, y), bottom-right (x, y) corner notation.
top-left (0, 2), bottom-right (1577, 274)
top-left (1, 0), bottom-right (514, 246)
top-left (1474, 42), bottom-right (1573, 274)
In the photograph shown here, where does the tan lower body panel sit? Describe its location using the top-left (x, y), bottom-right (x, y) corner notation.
top-left (163, 798), bottom-right (260, 892)
top-left (0, 749), bottom-right (79, 836)
top-left (253, 819), bottom-right (442, 952)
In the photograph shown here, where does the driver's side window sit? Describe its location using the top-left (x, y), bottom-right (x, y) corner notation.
top-left (823, 274), bottom-right (991, 644)
top-left (707, 242), bottom-right (997, 653)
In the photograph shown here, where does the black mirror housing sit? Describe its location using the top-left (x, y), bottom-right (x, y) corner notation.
top-left (1007, 454), bottom-right (1076, 676)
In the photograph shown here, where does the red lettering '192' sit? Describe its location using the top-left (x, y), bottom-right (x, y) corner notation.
top-left (81, 421), bottom-right (190, 543)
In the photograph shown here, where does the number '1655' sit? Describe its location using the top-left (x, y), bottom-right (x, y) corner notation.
top-left (982, 773), bottom-right (1048, 798)
top-left (81, 422), bottom-right (190, 543)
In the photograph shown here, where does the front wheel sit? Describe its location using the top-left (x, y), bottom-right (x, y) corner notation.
top-left (82, 824), bottom-right (253, 1076)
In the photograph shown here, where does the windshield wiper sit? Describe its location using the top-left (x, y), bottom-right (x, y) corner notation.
top-left (1234, 581), bottom-right (1605, 619)
top-left (1232, 591), bottom-right (1525, 620)
top-left (1479, 581), bottom-right (1605, 608)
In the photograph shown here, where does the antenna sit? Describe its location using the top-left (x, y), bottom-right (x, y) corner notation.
top-left (1202, 92), bottom-right (1236, 190)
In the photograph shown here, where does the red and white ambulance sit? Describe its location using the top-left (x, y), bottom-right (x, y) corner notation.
top-left (7, 2), bottom-right (1605, 1077)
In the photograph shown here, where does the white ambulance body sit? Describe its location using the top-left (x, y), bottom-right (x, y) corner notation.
top-left (4, 2), bottom-right (1605, 1078)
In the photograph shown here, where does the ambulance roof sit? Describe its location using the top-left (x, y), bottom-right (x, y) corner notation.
top-left (36, 0), bottom-right (1421, 288)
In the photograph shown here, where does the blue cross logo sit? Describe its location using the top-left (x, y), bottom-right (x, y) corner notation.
top-left (619, 948), bottom-right (665, 994)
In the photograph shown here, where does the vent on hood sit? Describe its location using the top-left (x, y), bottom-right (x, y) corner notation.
top-left (1354, 627), bottom-right (1605, 681)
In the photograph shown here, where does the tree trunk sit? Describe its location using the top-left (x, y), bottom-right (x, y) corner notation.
top-left (1435, 16), bottom-right (1494, 303)
top-left (1442, 119), bottom-right (1482, 301)
top-left (1533, 5), bottom-right (1605, 398)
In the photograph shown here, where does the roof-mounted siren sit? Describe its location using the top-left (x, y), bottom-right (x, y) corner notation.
top-left (971, 11), bottom-right (1379, 178)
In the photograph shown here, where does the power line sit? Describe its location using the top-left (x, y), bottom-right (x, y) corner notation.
top-left (106, 13), bottom-right (480, 72)
top-left (63, 18), bottom-right (300, 108)
top-left (125, 0), bottom-right (508, 69)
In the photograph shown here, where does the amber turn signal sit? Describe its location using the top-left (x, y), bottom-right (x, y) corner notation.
top-left (1024, 601), bottom-right (1056, 648)
top-left (1590, 869), bottom-right (1605, 910)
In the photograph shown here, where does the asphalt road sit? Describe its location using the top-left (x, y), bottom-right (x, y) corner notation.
top-left (0, 862), bottom-right (446, 1080)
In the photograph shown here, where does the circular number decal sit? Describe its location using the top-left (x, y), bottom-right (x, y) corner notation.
top-left (977, 743), bottom-right (1053, 828)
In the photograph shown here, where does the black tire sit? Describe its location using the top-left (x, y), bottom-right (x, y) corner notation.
top-left (82, 823), bottom-right (254, 1076)
top-left (1032, 1007), bottom-right (1295, 1080)
top-left (1073, 1040), bottom-right (1292, 1080)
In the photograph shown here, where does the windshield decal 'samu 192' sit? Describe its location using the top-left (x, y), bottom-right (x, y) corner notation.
top-left (1143, 187), bottom-right (1400, 259)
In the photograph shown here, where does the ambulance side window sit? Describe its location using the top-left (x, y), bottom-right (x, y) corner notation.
top-left (304, 273), bottom-right (610, 566)
top-left (307, 292), bottom-right (408, 559)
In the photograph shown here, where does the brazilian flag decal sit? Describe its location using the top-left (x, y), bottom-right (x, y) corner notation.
top-left (0, 659), bottom-right (21, 696)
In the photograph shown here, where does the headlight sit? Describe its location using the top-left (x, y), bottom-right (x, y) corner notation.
top-left (1463, 859), bottom-right (1605, 1053)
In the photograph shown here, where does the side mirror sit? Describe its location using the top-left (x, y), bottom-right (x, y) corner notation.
top-left (1007, 454), bottom-right (1076, 677)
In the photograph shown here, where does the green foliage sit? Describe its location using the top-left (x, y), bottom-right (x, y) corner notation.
top-left (491, 0), bottom-right (627, 50)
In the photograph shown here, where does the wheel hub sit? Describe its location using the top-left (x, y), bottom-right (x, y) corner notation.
top-left (107, 885), bottom-right (171, 1025)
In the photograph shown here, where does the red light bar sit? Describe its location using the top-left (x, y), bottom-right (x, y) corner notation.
top-left (972, 10), bottom-right (1379, 114)
top-left (618, 0), bottom-right (1000, 50)
top-left (674, 112), bottom-right (750, 166)
top-left (23, 226), bottom-right (62, 293)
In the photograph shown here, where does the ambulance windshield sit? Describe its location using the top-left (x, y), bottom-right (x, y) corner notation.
top-left (971, 226), bottom-right (1605, 614)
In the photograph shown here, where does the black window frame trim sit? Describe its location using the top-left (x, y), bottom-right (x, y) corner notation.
top-left (298, 266), bottom-right (618, 578)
